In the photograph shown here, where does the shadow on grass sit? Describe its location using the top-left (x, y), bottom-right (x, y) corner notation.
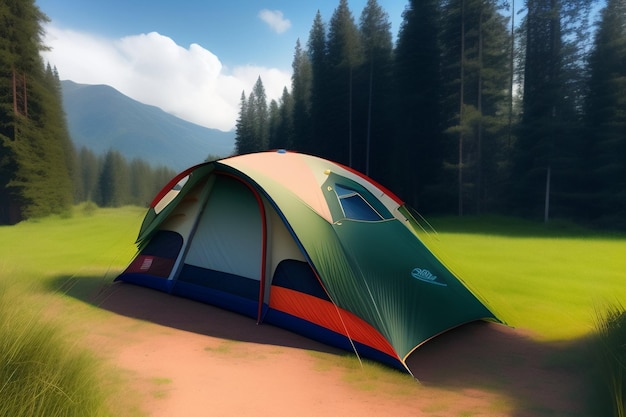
top-left (47, 274), bottom-right (601, 417)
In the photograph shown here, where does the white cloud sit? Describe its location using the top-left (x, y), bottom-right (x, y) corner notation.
top-left (258, 9), bottom-right (291, 34)
top-left (41, 25), bottom-right (291, 132)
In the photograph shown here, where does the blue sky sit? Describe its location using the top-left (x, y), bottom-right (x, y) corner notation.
top-left (37, 0), bottom-right (409, 131)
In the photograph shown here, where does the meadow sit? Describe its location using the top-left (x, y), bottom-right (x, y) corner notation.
top-left (0, 205), bottom-right (144, 417)
top-left (0, 205), bottom-right (624, 416)
top-left (422, 215), bottom-right (626, 341)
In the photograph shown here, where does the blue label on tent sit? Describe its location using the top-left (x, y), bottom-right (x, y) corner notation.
top-left (411, 268), bottom-right (447, 286)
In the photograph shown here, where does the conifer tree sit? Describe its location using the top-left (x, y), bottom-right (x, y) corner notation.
top-left (235, 91), bottom-right (255, 154)
top-left (128, 158), bottom-right (154, 206)
top-left (97, 150), bottom-right (129, 207)
top-left (74, 146), bottom-right (100, 203)
top-left (326, 0), bottom-right (363, 166)
top-left (268, 99), bottom-right (281, 149)
top-left (583, 0), bottom-right (626, 227)
top-left (0, 0), bottom-right (74, 223)
top-left (357, 0), bottom-right (394, 179)
top-left (440, 0), bottom-right (511, 214)
top-left (307, 11), bottom-right (330, 158)
top-left (393, 0), bottom-right (444, 210)
top-left (271, 87), bottom-right (294, 150)
top-left (234, 77), bottom-right (270, 154)
top-left (251, 76), bottom-right (269, 151)
top-left (511, 0), bottom-right (596, 219)
top-left (290, 39), bottom-right (313, 153)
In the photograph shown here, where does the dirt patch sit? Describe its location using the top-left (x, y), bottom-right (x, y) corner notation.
top-left (85, 282), bottom-right (590, 417)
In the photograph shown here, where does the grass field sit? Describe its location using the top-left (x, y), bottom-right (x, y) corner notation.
top-left (422, 215), bottom-right (626, 341)
top-left (0, 205), bottom-right (145, 417)
top-left (0, 206), bottom-right (624, 415)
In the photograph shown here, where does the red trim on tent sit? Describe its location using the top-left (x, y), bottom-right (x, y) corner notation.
top-left (149, 163), bottom-right (208, 208)
top-left (269, 286), bottom-right (399, 360)
top-left (254, 189), bottom-right (268, 324)
top-left (333, 161), bottom-right (404, 206)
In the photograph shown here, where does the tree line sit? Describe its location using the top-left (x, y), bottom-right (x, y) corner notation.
top-left (74, 147), bottom-right (176, 208)
top-left (2, 0), bottom-right (624, 229)
top-left (0, 0), bottom-right (177, 224)
top-left (236, 0), bottom-right (626, 229)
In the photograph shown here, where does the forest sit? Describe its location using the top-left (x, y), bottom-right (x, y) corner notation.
top-left (1, 0), bottom-right (625, 229)
top-left (0, 0), bottom-right (176, 224)
top-left (236, 0), bottom-right (626, 229)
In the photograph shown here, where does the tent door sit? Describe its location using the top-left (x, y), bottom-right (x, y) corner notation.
top-left (176, 174), bottom-right (267, 319)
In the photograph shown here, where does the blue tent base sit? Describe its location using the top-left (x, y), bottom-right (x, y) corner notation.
top-left (171, 280), bottom-right (259, 320)
top-left (115, 273), bottom-right (173, 293)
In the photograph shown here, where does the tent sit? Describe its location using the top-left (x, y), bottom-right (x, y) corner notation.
top-left (116, 150), bottom-right (500, 372)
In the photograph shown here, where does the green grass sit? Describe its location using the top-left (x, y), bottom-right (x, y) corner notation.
top-left (593, 304), bottom-right (626, 417)
top-left (420, 215), bottom-right (626, 341)
top-left (308, 351), bottom-right (417, 396)
top-left (0, 204), bottom-right (143, 284)
top-left (0, 205), bottom-right (145, 417)
top-left (0, 286), bottom-right (113, 417)
top-left (1, 208), bottom-right (625, 415)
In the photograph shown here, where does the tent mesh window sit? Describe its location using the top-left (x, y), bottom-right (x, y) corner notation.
top-left (333, 184), bottom-right (383, 221)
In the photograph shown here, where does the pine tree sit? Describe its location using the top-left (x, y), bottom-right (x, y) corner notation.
top-left (307, 10), bottom-right (330, 158)
top-left (0, 0), bottom-right (74, 223)
top-left (128, 158), bottom-right (154, 206)
top-left (290, 39), bottom-right (313, 153)
top-left (234, 77), bottom-right (270, 154)
top-left (511, 0), bottom-right (596, 219)
top-left (235, 91), bottom-right (254, 154)
top-left (74, 146), bottom-right (100, 203)
top-left (268, 98), bottom-right (281, 149)
top-left (97, 150), bottom-right (129, 207)
top-left (440, 0), bottom-right (511, 214)
top-left (357, 0), bottom-right (394, 179)
top-left (326, 0), bottom-right (363, 166)
top-left (583, 0), bottom-right (626, 227)
top-left (251, 76), bottom-right (269, 151)
top-left (393, 0), bottom-right (444, 210)
top-left (40, 64), bottom-right (75, 207)
top-left (271, 87), bottom-right (294, 150)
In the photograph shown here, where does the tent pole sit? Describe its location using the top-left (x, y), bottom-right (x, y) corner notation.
top-left (253, 190), bottom-right (268, 324)
top-left (309, 263), bottom-right (364, 368)
top-left (330, 302), bottom-right (363, 369)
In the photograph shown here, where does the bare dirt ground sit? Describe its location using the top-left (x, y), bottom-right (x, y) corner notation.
top-left (86, 282), bottom-right (591, 417)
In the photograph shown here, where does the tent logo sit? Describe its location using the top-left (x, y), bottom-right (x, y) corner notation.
top-left (411, 268), bottom-right (447, 286)
top-left (140, 256), bottom-right (154, 271)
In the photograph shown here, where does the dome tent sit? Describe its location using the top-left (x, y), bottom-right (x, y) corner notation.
top-left (116, 150), bottom-right (500, 373)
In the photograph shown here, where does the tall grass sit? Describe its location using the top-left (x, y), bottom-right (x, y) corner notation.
top-left (0, 206), bottom-right (145, 417)
top-left (594, 304), bottom-right (626, 417)
top-left (0, 287), bottom-right (112, 417)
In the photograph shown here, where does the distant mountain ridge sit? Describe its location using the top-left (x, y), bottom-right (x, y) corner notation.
top-left (61, 80), bottom-right (235, 171)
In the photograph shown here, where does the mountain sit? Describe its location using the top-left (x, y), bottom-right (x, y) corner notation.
top-left (61, 80), bottom-right (235, 171)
